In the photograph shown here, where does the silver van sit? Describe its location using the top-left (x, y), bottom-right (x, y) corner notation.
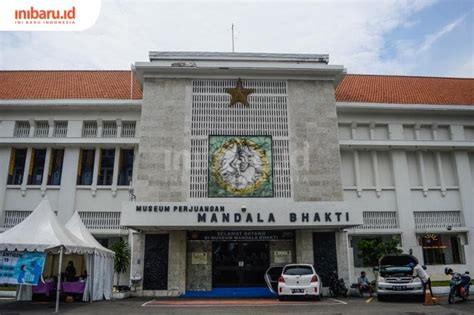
top-left (375, 254), bottom-right (423, 301)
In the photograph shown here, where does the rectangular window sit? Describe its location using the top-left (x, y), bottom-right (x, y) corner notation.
top-left (48, 149), bottom-right (64, 185)
top-left (98, 149), bottom-right (115, 185)
top-left (421, 234), bottom-right (464, 265)
top-left (118, 149), bottom-right (134, 186)
top-left (28, 149), bottom-right (47, 185)
top-left (7, 148), bottom-right (27, 185)
top-left (77, 149), bottom-right (95, 185)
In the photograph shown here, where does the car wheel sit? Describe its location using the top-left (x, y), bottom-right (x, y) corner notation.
top-left (314, 295), bottom-right (321, 301)
top-left (377, 295), bottom-right (385, 302)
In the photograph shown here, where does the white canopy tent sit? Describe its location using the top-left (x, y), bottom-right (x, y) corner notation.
top-left (65, 212), bottom-right (114, 302)
top-left (0, 198), bottom-right (112, 312)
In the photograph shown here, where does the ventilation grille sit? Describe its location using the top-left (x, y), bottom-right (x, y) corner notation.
top-left (3, 210), bottom-right (32, 228)
top-left (34, 121), bottom-right (49, 137)
top-left (414, 211), bottom-right (463, 229)
top-left (78, 211), bottom-right (126, 230)
top-left (190, 79), bottom-right (291, 198)
top-left (14, 121), bottom-right (30, 138)
top-left (191, 79), bottom-right (288, 137)
top-left (53, 121), bottom-right (68, 137)
top-left (351, 211), bottom-right (399, 230)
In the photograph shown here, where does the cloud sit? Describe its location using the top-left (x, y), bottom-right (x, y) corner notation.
top-left (417, 10), bottom-right (471, 55)
top-left (0, 0), bottom-right (466, 78)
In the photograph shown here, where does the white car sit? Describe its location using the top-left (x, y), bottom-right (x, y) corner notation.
top-left (266, 264), bottom-right (322, 301)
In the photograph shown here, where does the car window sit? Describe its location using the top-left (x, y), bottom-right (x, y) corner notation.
top-left (283, 266), bottom-right (313, 275)
top-left (267, 267), bottom-right (284, 279)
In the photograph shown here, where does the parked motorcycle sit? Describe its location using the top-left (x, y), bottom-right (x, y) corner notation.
top-left (328, 271), bottom-right (348, 298)
top-left (445, 267), bottom-right (470, 304)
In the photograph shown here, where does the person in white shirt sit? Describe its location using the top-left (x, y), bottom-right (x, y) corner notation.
top-left (409, 262), bottom-right (433, 297)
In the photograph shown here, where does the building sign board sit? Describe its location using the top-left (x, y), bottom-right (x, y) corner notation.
top-left (121, 200), bottom-right (363, 229)
top-left (191, 252), bottom-right (208, 265)
top-left (187, 230), bottom-right (294, 241)
top-left (274, 250), bottom-right (292, 264)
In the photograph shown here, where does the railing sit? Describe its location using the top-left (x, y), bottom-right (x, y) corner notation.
top-left (34, 121), bottom-right (49, 137)
top-left (414, 211), bottom-right (463, 229)
top-left (82, 121), bottom-right (97, 138)
top-left (53, 121), bottom-right (68, 137)
top-left (3, 210), bottom-right (32, 228)
top-left (78, 211), bottom-right (126, 230)
top-left (102, 121), bottom-right (117, 138)
top-left (121, 121), bottom-right (136, 138)
top-left (351, 211), bottom-right (399, 229)
top-left (14, 121), bottom-right (30, 137)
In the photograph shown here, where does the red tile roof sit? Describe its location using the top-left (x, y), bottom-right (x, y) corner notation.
top-left (0, 71), bottom-right (142, 100)
top-left (0, 71), bottom-right (472, 105)
top-left (336, 74), bottom-right (473, 105)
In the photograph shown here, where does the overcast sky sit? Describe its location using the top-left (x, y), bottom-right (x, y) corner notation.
top-left (0, 0), bottom-right (472, 77)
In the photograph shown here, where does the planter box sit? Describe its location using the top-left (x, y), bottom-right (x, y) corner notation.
top-left (112, 291), bottom-right (131, 299)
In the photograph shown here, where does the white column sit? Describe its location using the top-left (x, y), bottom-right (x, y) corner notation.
top-left (371, 150), bottom-right (381, 197)
top-left (91, 148), bottom-right (100, 196)
top-left (0, 148), bottom-right (11, 227)
top-left (57, 148), bottom-right (79, 223)
top-left (451, 125), bottom-right (474, 268)
top-left (97, 119), bottom-right (103, 138)
top-left (48, 118), bottom-right (54, 137)
top-left (29, 118), bottom-right (35, 138)
top-left (117, 119), bottom-right (122, 138)
top-left (416, 151), bottom-right (428, 196)
top-left (389, 123), bottom-right (420, 258)
top-left (20, 147), bottom-right (33, 196)
top-left (40, 147), bottom-right (52, 196)
top-left (454, 152), bottom-right (474, 268)
top-left (353, 151), bottom-right (362, 197)
top-left (111, 147), bottom-right (120, 197)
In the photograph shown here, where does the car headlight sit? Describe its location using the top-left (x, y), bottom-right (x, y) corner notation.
top-left (412, 278), bottom-right (421, 283)
top-left (378, 276), bottom-right (385, 282)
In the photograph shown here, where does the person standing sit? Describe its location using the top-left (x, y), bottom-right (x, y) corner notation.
top-left (409, 263), bottom-right (433, 297)
top-left (64, 261), bottom-right (77, 282)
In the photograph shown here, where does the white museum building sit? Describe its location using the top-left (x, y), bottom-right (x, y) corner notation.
top-left (0, 52), bottom-right (473, 296)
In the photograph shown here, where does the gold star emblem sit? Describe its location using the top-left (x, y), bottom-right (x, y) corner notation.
top-left (225, 78), bottom-right (255, 107)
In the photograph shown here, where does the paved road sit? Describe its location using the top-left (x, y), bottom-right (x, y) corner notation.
top-left (0, 296), bottom-right (472, 314)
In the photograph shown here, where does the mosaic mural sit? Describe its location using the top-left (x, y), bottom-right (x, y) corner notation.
top-left (208, 136), bottom-right (273, 197)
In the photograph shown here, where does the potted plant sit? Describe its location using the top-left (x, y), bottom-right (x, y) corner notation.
top-left (111, 239), bottom-right (131, 299)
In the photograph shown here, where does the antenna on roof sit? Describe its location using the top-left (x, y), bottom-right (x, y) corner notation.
top-left (130, 64), bottom-right (133, 100)
top-left (231, 23), bottom-right (235, 52)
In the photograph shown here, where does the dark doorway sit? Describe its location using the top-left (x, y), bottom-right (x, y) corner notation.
top-left (143, 234), bottom-right (169, 290)
top-left (313, 232), bottom-right (337, 287)
top-left (212, 241), bottom-right (269, 287)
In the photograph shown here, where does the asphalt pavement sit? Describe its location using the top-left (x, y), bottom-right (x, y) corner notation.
top-left (0, 295), bottom-right (472, 315)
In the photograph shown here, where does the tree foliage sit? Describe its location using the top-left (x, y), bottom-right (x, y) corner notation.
top-left (357, 237), bottom-right (403, 267)
top-left (111, 239), bottom-right (131, 288)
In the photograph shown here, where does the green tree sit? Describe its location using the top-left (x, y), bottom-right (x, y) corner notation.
top-left (111, 239), bottom-right (131, 289)
top-left (357, 237), bottom-right (403, 267)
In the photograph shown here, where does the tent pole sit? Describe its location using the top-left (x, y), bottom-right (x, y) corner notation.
top-left (55, 246), bottom-right (64, 313)
top-left (90, 251), bottom-right (94, 303)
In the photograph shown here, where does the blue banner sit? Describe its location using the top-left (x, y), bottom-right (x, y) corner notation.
top-left (0, 251), bottom-right (46, 285)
